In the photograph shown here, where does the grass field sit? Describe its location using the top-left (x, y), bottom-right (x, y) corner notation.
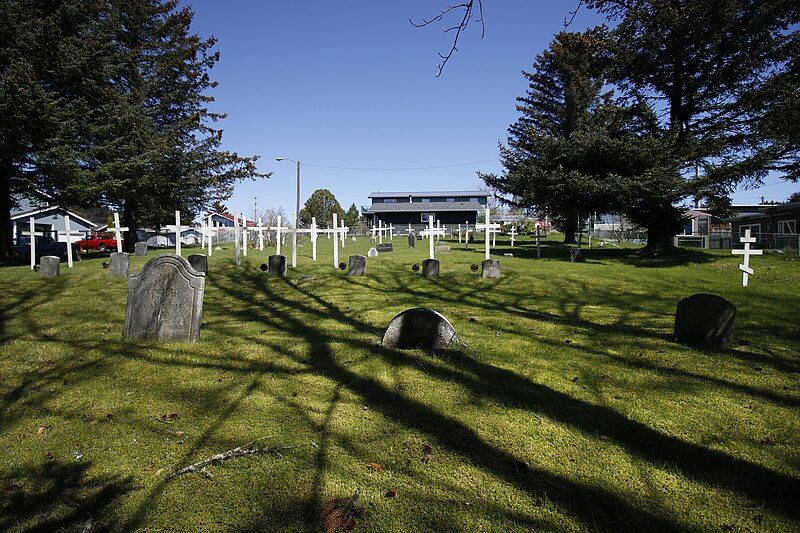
top-left (1, 234), bottom-right (798, 532)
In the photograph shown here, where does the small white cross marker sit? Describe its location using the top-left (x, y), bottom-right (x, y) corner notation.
top-left (164, 210), bottom-right (190, 257)
top-left (732, 229), bottom-right (763, 287)
top-left (108, 212), bottom-right (129, 253)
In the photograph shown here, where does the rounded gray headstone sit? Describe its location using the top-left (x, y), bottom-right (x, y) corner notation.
top-left (109, 252), bottom-right (130, 278)
top-left (570, 249), bottom-right (586, 263)
top-left (187, 254), bottom-right (208, 275)
top-left (482, 259), bottom-right (500, 278)
top-left (408, 233), bottom-right (416, 248)
top-left (367, 247), bottom-right (378, 258)
top-left (422, 258), bottom-right (439, 278)
top-left (268, 254), bottom-right (287, 277)
top-left (123, 254), bottom-right (205, 342)
top-left (40, 256), bottom-right (60, 277)
top-left (674, 293), bottom-right (736, 349)
top-left (134, 241), bottom-right (149, 256)
top-left (382, 308), bottom-right (459, 350)
top-left (347, 255), bottom-right (367, 276)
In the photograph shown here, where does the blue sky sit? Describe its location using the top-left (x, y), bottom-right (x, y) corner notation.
top-left (187, 1), bottom-right (797, 218)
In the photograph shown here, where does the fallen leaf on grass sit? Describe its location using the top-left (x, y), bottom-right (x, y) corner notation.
top-left (45, 451), bottom-right (54, 460)
top-left (321, 491), bottom-right (363, 533)
top-left (366, 463), bottom-right (383, 473)
top-left (599, 435), bottom-right (612, 442)
top-left (105, 413), bottom-right (114, 422)
top-left (385, 489), bottom-right (397, 499)
top-left (3, 483), bottom-right (22, 494)
top-left (422, 444), bottom-right (433, 455)
top-left (37, 426), bottom-right (46, 436)
top-left (760, 437), bottom-right (775, 445)
top-left (422, 454), bottom-right (432, 463)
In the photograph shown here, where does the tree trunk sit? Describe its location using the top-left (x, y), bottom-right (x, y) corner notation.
top-left (562, 209), bottom-right (577, 244)
top-left (0, 155), bottom-right (14, 263)
top-left (122, 201), bottom-right (140, 253)
top-left (643, 219), bottom-right (676, 252)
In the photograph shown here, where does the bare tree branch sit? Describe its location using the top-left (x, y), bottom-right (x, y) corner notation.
top-left (410, 1), bottom-right (485, 77)
top-left (563, 0), bottom-right (584, 29)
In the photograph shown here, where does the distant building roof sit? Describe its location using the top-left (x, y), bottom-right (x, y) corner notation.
top-left (368, 191), bottom-right (492, 199)
top-left (363, 201), bottom-right (484, 213)
top-left (725, 201), bottom-right (800, 222)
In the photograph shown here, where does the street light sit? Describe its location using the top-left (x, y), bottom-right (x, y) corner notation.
top-left (276, 156), bottom-right (300, 268)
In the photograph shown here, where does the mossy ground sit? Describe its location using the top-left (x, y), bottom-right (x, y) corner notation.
top-left (1, 235), bottom-right (798, 531)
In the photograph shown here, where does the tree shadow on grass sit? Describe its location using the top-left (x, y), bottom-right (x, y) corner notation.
top-left (0, 460), bottom-right (134, 531)
top-left (503, 241), bottom-right (722, 267)
top-left (205, 267), bottom-right (799, 530)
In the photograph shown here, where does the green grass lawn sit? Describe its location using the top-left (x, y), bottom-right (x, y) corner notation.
top-left (1, 235), bottom-right (798, 532)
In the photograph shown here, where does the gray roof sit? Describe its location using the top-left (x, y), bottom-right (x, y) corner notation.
top-left (368, 190), bottom-right (491, 199)
top-left (363, 201), bottom-right (484, 213)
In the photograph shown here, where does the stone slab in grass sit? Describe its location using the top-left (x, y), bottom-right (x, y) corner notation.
top-left (382, 307), bottom-right (459, 350)
top-left (268, 254), bottom-right (287, 277)
top-left (482, 259), bottom-right (500, 278)
top-left (188, 254), bottom-right (208, 275)
top-left (347, 255), bottom-right (367, 276)
top-left (123, 254), bottom-right (205, 342)
top-left (674, 293), bottom-right (736, 349)
top-left (109, 252), bottom-right (129, 278)
top-left (134, 242), bottom-right (148, 256)
top-left (422, 258), bottom-right (439, 278)
top-left (377, 243), bottom-right (394, 253)
top-left (40, 256), bottom-right (60, 277)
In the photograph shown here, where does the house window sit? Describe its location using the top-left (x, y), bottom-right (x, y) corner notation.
top-left (446, 198), bottom-right (455, 202)
top-left (470, 198), bottom-right (479, 203)
top-left (421, 213), bottom-right (435, 223)
top-left (777, 219), bottom-right (796, 234)
top-left (384, 198), bottom-right (397, 203)
top-left (739, 223), bottom-right (760, 237)
top-left (421, 198), bottom-right (430, 203)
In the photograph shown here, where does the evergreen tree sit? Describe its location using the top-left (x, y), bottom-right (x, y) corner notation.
top-left (481, 28), bottom-right (612, 244)
top-left (587, 0), bottom-right (800, 248)
top-left (344, 203), bottom-right (360, 228)
top-left (299, 189), bottom-right (345, 228)
top-left (91, 0), bottom-right (267, 249)
top-left (0, 0), bottom-right (115, 260)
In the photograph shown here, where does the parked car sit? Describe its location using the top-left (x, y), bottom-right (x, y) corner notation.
top-left (77, 233), bottom-right (123, 252)
top-left (14, 236), bottom-right (81, 262)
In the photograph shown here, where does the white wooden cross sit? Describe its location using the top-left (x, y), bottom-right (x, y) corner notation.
top-left (340, 218), bottom-right (347, 248)
top-left (241, 214), bottom-right (250, 256)
top-left (388, 224), bottom-right (394, 240)
top-left (21, 217), bottom-right (45, 270)
top-left (458, 224), bottom-right (462, 244)
top-left (250, 217), bottom-right (265, 251)
top-left (509, 226), bottom-right (517, 247)
top-left (475, 208), bottom-right (501, 260)
top-left (202, 215), bottom-right (218, 257)
top-left (233, 211), bottom-right (242, 265)
top-left (378, 220), bottom-right (384, 245)
top-left (165, 210), bottom-right (189, 257)
top-left (330, 213), bottom-right (348, 267)
top-left (420, 216), bottom-right (446, 260)
top-left (108, 212), bottom-right (128, 253)
top-left (270, 215), bottom-right (288, 256)
top-left (732, 229), bottom-right (763, 287)
top-left (57, 215), bottom-right (83, 268)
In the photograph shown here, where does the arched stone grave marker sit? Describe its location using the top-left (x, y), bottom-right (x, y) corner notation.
top-left (123, 254), bottom-right (205, 342)
top-left (382, 308), bottom-right (459, 350)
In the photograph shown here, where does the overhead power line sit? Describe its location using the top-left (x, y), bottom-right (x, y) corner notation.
top-left (298, 158), bottom-right (499, 171)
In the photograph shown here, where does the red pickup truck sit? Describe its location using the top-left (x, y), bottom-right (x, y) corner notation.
top-left (77, 233), bottom-right (124, 252)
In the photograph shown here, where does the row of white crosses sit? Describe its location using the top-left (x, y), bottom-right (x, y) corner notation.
top-left (371, 220), bottom-right (393, 244)
top-left (475, 207), bottom-right (502, 260)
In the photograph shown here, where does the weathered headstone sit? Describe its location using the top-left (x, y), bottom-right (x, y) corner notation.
top-left (109, 252), bottom-right (129, 278)
top-left (267, 254), bottom-right (287, 277)
top-left (347, 255), bottom-right (367, 276)
top-left (123, 254), bottom-right (205, 342)
top-left (377, 243), bottom-right (394, 253)
top-left (134, 241), bottom-right (149, 256)
top-left (503, 253), bottom-right (513, 258)
top-left (570, 249), bottom-right (586, 263)
top-left (435, 245), bottom-right (450, 252)
top-left (674, 293), bottom-right (736, 349)
top-left (188, 254), bottom-right (208, 275)
top-left (368, 247), bottom-right (378, 258)
top-left (422, 258), bottom-right (439, 278)
top-left (382, 308), bottom-right (459, 350)
top-left (40, 256), bottom-right (60, 277)
top-left (408, 233), bottom-right (416, 248)
top-left (482, 259), bottom-right (500, 278)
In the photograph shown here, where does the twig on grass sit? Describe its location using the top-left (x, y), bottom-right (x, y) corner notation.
top-left (167, 437), bottom-right (318, 479)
